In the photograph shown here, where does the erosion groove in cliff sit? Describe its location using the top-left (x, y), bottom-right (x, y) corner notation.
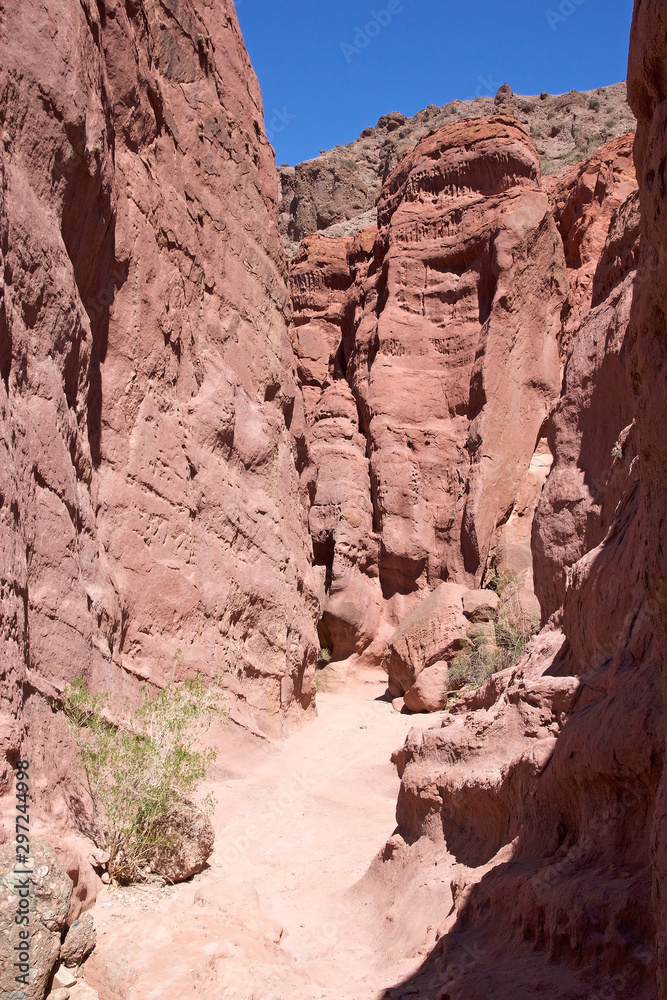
top-left (285, 75), bottom-right (662, 1000)
top-left (0, 0), bottom-right (320, 810)
top-left (292, 115), bottom-right (567, 673)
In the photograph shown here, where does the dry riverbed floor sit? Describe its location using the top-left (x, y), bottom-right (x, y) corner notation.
top-left (83, 666), bottom-right (442, 1000)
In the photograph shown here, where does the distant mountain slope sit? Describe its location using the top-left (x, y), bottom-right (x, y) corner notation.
top-left (279, 81), bottom-right (635, 249)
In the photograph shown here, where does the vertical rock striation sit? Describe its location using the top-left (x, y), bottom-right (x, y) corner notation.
top-left (343, 7), bottom-right (667, 992)
top-left (290, 116), bottom-right (569, 663)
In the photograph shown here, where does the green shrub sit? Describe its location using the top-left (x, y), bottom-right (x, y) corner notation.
top-left (63, 666), bottom-right (225, 884)
top-left (448, 644), bottom-right (500, 692)
top-left (446, 579), bottom-right (540, 702)
top-left (486, 568), bottom-right (518, 596)
top-left (318, 647), bottom-right (333, 664)
top-left (588, 99), bottom-right (600, 112)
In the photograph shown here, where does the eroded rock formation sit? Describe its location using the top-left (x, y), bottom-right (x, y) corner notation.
top-left (0, 0), bottom-right (319, 835)
top-left (1, 0), bottom-right (666, 993)
top-left (533, 137), bottom-right (640, 620)
top-left (341, 5), bottom-right (667, 995)
top-left (0, 838), bottom-right (73, 1000)
top-left (280, 82), bottom-right (635, 249)
top-left (291, 116), bottom-right (568, 665)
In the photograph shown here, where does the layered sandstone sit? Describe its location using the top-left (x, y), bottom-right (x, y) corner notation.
top-left (533, 139), bottom-right (640, 619)
top-left (291, 116), bottom-right (567, 664)
top-left (344, 20), bottom-right (666, 997)
top-left (280, 82), bottom-right (635, 248)
top-left (353, 206), bottom-right (660, 1000)
top-left (0, 0), bottom-right (318, 842)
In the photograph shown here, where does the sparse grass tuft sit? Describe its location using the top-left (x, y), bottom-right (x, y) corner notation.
top-left (446, 577), bottom-right (540, 704)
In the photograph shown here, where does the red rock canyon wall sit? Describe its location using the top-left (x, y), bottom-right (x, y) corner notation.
top-left (0, 0), bottom-right (319, 827)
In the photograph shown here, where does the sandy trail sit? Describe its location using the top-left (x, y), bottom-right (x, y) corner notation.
top-left (84, 667), bottom-right (439, 1000)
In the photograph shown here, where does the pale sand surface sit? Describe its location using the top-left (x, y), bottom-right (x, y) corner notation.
top-left (83, 666), bottom-right (441, 1000)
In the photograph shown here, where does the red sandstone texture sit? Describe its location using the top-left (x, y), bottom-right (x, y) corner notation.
top-left (335, 22), bottom-right (665, 1000)
top-left (352, 209), bottom-right (660, 993)
top-left (627, 1), bottom-right (667, 989)
top-left (0, 0), bottom-right (665, 993)
top-left (291, 116), bottom-right (568, 665)
top-left (533, 175), bottom-right (640, 619)
top-left (0, 0), bottom-right (319, 852)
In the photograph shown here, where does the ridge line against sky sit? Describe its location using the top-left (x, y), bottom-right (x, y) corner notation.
top-left (234, 0), bottom-right (634, 165)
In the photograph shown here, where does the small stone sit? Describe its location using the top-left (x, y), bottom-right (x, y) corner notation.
top-left (392, 697), bottom-right (405, 713)
top-left (100, 872), bottom-right (111, 884)
top-left (48, 990), bottom-right (71, 1000)
top-left (53, 965), bottom-right (78, 989)
top-left (60, 912), bottom-right (97, 967)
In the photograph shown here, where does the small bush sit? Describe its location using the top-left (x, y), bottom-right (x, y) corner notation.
top-left (318, 647), bottom-right (333, 664)
top-left (63, 666), bottom-right (225, 884)
top-left (486, 568), bottom-right (518, 597)
top-left (446, 578), bottom-right (540, 701)
top-left (588, 99), bottom-right (600, 112)
top-left (448, 644), bottom-right (499, 692)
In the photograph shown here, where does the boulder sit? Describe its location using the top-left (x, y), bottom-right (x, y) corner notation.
top-left (0, 839), bottom-right (72, 1000)
top-left (382, 583), bottom-right (470, 696)
top-left (462, 589), bottom-right (500, 622)
top-left (403, 661), bottom-right (450, 713)
top-left (145, 802), bottom-right (214, 883)
top-left (494, 83), bottom-right (513, 105)
top-left (60, 912), bottom-right (96, 968)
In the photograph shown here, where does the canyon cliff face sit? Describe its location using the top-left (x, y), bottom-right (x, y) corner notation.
top-left (291, 116), bottom-right (568, 667)
top-left (532, 134), bottom-right (639, 619)
top-left (279, 82), bottom-right (635, 250)
top-left (1, 0), bottom-right (666, 994)
top-left (318, 9), bottom-right (665, 998)
top-left (342, 173), bottom-right (661, 995)
top-left (627, 1), bottom-right (667, 989)
top-left (0, 0), bottom-right (319, 831)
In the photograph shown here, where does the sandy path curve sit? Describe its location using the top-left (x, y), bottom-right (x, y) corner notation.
top-left (84, 668), bottom-right (438, 1000)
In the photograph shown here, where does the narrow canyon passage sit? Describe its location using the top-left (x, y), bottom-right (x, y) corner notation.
top-left (85, 668), bottom-right (439, 1000)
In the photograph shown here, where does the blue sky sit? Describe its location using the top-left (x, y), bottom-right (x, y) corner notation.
top-left (234, 0), bottom-right (634, 166)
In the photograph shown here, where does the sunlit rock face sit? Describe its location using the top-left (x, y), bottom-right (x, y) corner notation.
top-left (291, 116), bottom-right (568, 662)
top-left (328, 18), bottom-right (666, 1000)
top-left (0, 0), bottom-right (320, 825)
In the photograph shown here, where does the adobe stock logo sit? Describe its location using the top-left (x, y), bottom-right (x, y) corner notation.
top-left (545, 0), bottom-right (587, 30)
top-left (341, 1), bottom-right (404, 63)
top-left (265, 107), bottom-right (297, 146)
